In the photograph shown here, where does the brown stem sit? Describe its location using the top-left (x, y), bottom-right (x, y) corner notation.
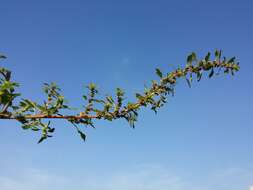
top-left (0, 113), bottom-right (99, 120)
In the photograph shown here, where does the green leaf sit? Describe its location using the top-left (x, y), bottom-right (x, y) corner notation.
top-left (106, 96), bottom-right (114, 104)
top-left (187, 54), bottom-right (193, 65)
top-left (48, 127), bottom-right (55, 133)
top-left (228, 57), bottom-right (235, 63)
top-left (36, 104), bottom-right (47, 112)
top-left (23, 99), bottom-right (36, 108)
top-left (82, 95), bottom-right (87, 100)
top-left (88, 83), bottom-right (96, 90)
top-left (215, 50), bottom-right (219, 58)
top-left (151, 106), bottom-right (157, 114)
top-left (31, 127), bottom-right (40, 131)
top-left (224, 68), bottom-right (229, 74)
top-left (135, 93), bottom-right (143, 99)
top-left (116, 87), bottom-right (124, 97)
top-left (77, 129), bottom-right (86, 141)
top-left (128, 112), bottom-right (137, 128)
top-left (209, 69), bottom-right (214, 78)
top-left (197, 72), bottom-right (202, 82)
top-left (37, 136), bottom-right (47, 144)
top-left (215, 50), bottom-right (222, 60)
top-left (205, 52), bottom-right (211, 62)
top-left (191, 52), bottom-right (197, 61)
top-left (0, 55), bottom-right (7, 59)
top-left (186, 78), bottom-right (191, 88)
top-left (187, 52), bottom-right (197, 65)
top-left (155, 68), bottom-right (163, 78)
top-left (0, 81), bottom-right (18, 91)
top-left (22, 125), bottom-right (31, 130)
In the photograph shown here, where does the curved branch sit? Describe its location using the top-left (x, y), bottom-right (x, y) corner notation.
top-left (0, 50), bottom-right (240, 143)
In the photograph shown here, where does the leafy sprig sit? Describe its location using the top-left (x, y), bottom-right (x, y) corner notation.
top-left (0, 50), bottom-right (240, 143)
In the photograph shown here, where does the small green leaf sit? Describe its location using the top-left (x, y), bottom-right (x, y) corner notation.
top-left (228, 57), bottom-right (235, 63)
top-left (88, 83), bottom-right (96, 90)
top-left (197, 72), bottom-right (202, 82)
top-left (48, 127), bottom-right (55, 133)
top-left (31, 127), bottom-right (40, 131)
top-left (224, 68), bottom-right (229, 74)
top-left (106, 96), bottom-right (114, 104)
top-left (215, 50), bottom-right (219, 58)
top-left (187, 54), bottom-right (193, 65)
top-left (186, 78), bottom-right (191, 88)
top-left (205, 52), bottom-right (211, 62)
top-left (78, 130), bottom-right (86, 141)
top-left (209, 69), bottom-right (214, 78)
top-left (135, 93), bottom-right (143, 99)
top-left (116, 88), bottom-right (123, 96)
top-left (187, 52), bottom-right (197, 65)
top-left (215, 50), bottom-right (222, 60)
top-left (0, 54), bottom-right (7, 59)
top-left (151, 106), bottom-right (157, 114)
top-left (37, 136), bottom-right (47, 144)
top-left (155, 68), bottom-right (163, 78)
top-left (191, 52), bottom-right (197, 61)
top-left (22, 125), bottom-right (31, 130)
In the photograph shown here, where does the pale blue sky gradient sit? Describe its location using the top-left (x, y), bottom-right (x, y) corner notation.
top-left (0, 0), bottom-right (253, 189)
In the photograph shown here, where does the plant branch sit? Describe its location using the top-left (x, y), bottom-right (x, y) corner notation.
top-left (0, 50), bottom-right (240, 143)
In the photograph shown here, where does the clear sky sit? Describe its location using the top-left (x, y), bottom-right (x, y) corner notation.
top-left (0, 0), bottom-right (253, 189)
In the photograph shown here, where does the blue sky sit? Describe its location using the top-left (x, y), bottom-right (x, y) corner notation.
top-left (0, 0), bottom-right (253, 189)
